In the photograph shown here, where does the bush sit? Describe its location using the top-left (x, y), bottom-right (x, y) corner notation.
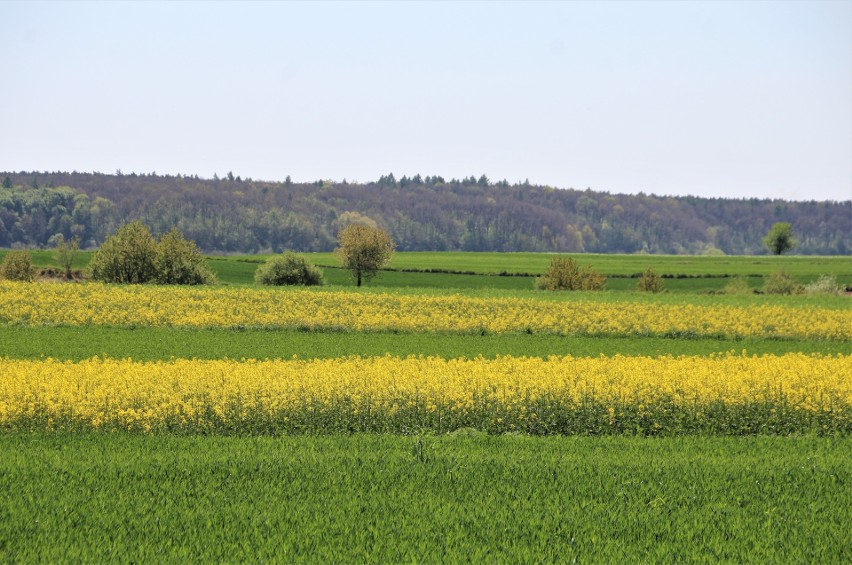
top-left (723, 276), bottom-right (753, 295)
top-left (89, 222), bottom-right (215, 285)
top-left (535, 257), bottom-right (606, 291)
top-left (804, 274), bottom-right (844, 296)
top-left (156, 228), bottom-right (216, 285)
top-left (636, 267), bottom-right (665, 293)
top-left (762, 271), bottom-right (803, 295)
top-left (255, 252), bottom-right (324, 286)
top-left (88, 222), bottom-right (159, 284)
top-left (0, 250), bottom-right (36, 281)
top-left (53, 234), bottom-right (80, 279)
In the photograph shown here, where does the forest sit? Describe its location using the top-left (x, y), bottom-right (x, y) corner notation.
top-left (1, 171), bottom-right (849, 255)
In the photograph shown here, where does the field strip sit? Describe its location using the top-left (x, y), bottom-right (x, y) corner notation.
top-left (1, 282), bottom-right (849, 339)
top-left (2, 325), bottom-right (849, 361)
top-left (2, 434), bottom-right (849, 562)
top-left (2, 353), bottom-right (848, 434)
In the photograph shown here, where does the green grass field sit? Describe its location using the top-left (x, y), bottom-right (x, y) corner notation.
top-left (6, 249), bottom-right (850, 291)
top-left (1, 434), bottom-right (848, 563)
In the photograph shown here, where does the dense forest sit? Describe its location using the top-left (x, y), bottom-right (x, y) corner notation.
top-left (1, 171), bottom-right (849, 255)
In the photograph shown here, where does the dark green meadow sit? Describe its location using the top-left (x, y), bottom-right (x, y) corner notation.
top-left (1, 434), bottom-right (848, 563)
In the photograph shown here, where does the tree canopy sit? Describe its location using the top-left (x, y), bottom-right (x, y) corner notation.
top-left (763, 222), bottom-right (796, 255)
top-left (335, 224), bottom-right (395, 287)
top-left (1, 171), bottom-right (848, 255)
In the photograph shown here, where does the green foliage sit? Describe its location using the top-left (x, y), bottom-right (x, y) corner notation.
top-left (535, 257), bottom-right (606, 291)
top-left (0, 250), bottom-right (36, 282)
top-left (335, 224), bottom-right (395, 287)
top-left (804, 274), bottom-right (844, 296)
top-left (88, 222), bottom-right (159, 284)
top-left (0, 434), bottom-right (849, 562)
top-left (723, 276), bottom-right (753, 295)
top-left (53, 234), bottom-right (80, 279)
top-left (1, 172), bottom-right (850, 254)
top-left (763, 222), bottom-right (796, 255)
top-left (636, 266), bottom-right (665, 293)
top-left (254, 252), bottom-right (324, 286)
top-left (762, 271), bottom-right (803, 295)
top-left (156, 228), bottom-right (216, 285)
top-left (88, 223), bottom-right (214, 285)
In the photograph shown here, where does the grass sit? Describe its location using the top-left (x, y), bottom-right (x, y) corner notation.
top-left (6, 249), bottom-right (850, 292)
top-left (0, 434), bottom-right (848, 563)
top-left (1, 325), bottom-right (850, 361)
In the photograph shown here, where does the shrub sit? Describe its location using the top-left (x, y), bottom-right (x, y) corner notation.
top-left (636, 267), bottom-right (665, 293)
top-left (89, 223), bottom-right (216, 285)
top-left (88, 222), bottom-right (159, 284)
top-left (535, 257), bottom-right (606, 291)
top-left (53, 234), bottom-right (80, 279)
top-left (0, 250), bottom-right (36, 282)
top-left (723, 276), bottom-right (753, 295)
top-left (804, 274), bottom-right (844, 296)
top-left (156, 228), bottom-right (216, 285)
top-left (255, 252), bottom-right (324, 286)
top-left (762, 271), bottom-right (803, 295)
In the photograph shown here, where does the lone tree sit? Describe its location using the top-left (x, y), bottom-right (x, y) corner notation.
top-left (763, 222), bottom-right (796, 255)
top-left (53, 234), bottom-right (80, 280)
top-left (335, 224), bottom-right (395, 287)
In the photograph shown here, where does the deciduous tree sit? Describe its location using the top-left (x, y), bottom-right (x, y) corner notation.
top-left (763, 222), bottom-right (796, 255)
top-left (335, 224), bottom-right (395, 287)
top-left (53, 234), bottom-right (80, 279)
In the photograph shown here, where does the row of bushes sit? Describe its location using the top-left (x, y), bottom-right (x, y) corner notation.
top-left (722, 272), bottom-right (846, 296)
top-left (535, 258), bottom-right (665, 293)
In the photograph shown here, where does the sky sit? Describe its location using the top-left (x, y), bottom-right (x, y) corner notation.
top-left (1, 1), bottom-right (850, 202)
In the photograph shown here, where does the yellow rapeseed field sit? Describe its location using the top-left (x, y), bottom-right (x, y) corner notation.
top-left (0, 281), bottom-right (849, 339)
top-left (1, 353), bottom-right (848, 434)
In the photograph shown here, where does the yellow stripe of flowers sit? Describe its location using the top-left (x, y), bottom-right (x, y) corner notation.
top-left (1, 282), bottom-right (849, 339)
top-left (1, 354), bottom-right (848, 433)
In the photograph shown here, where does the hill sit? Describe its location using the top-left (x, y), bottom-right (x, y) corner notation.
top-left (1, 171), bottom-right (849, 254)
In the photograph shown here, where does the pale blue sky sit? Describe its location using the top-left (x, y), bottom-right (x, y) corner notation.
top-left (2, 1), bottom-right (850, 201)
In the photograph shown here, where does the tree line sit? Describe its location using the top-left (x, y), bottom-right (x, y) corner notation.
top-left (1, 171), bottom-right (849, 255)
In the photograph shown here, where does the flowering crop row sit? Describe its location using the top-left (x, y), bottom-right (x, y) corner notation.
top-left (1, 282), bottom-right (849, 340)
top-left (2, 353), bottom-right (848, 435)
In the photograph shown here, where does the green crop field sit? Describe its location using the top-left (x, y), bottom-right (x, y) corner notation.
top-left (1, 248), bottom-right (850, 560)
top-left (2, 326), bottom-right (850, 362)
top-left (5, 249), bottom-right (850, 291)
top-left (1, 434), bottom-right (849, 563)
